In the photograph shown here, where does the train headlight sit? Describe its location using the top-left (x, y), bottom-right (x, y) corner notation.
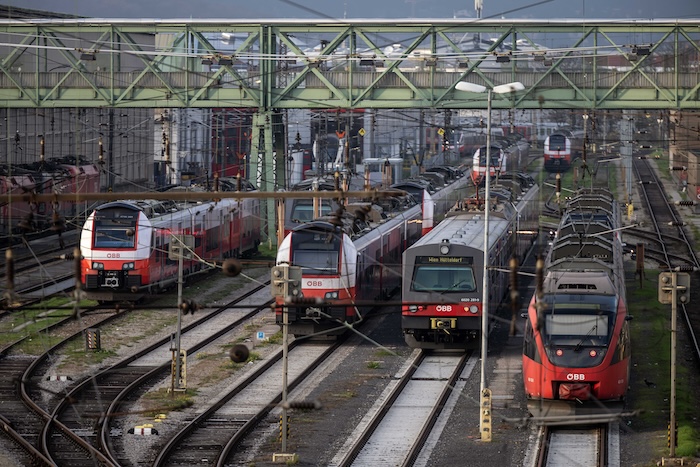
top-left (92, 262), bottom-right (104, 270)
top-left (408, 305), bottom-right (418, 313)
top-left (439, 239), bottom-right (450, 255)
top-left (324, 291), bottom-right (339, 300)
top-left (468, 305), bottom-right (478, 314)
top-left (122, 262), bottom-right (135, 270)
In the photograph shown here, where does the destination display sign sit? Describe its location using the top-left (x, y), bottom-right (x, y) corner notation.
top-left (416, 256), bottom-right (473, 265)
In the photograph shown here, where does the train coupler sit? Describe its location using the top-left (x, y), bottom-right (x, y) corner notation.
top-left (430, 318), bottom-right (457, 330)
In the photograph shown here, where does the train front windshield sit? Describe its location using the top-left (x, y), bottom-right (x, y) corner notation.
top-left (291, 229), bottom-right (341, 275)
top-left (540, 294), bottom-right (618, 367)
top-left (411, 256), bottom-right (476, 293)
top-left (290, 200), bottom-right (333, 221)
top-left (548, 134), bottom-right (567, 150)
top-left (477, 146), bottom-right (502, 169)
top-left (93, 209), bottom-right (138, 249)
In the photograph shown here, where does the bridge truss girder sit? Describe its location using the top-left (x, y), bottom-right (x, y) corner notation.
top-left (0, 19), bottom-right (698, 110)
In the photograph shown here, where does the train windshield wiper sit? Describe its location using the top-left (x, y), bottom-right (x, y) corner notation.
top-left (574, 323), bottom-right (599, 352)
top-left (439, 279), bottom-right (473, 295)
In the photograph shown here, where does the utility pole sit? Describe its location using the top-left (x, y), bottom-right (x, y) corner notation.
top-left (658, 270), bottom-right (691, 458)
top-left (170, 233), bottom-right (193, 393)
top-left (271, 264), bottom-right (302, 463)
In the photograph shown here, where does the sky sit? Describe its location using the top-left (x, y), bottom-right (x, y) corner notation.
top-left (1, 0), bottom-right (698, 21)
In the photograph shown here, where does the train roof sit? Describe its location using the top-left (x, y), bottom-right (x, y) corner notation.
top-left (543, 270), bottom-right (617, 296)
top-left (93, 193), bottom-right (234, 219)
top-left (542, 187), bottom-right (624, 297)
top-left (409, 198), bottom-right (515, 253)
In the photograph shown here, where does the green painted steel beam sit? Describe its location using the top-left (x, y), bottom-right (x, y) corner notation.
top-left (0, 19), bottom-right (697, 109)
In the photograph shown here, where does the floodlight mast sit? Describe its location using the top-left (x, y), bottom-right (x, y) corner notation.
top-left (455, 80), bottom-right (525, 442)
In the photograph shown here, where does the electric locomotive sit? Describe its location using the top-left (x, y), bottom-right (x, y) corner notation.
top-left (80, 187), bottom-right (260, 301)
top-left (401, 174), bottom-right (539, 349)
top-left (522, 188), bottom-right (630, 420)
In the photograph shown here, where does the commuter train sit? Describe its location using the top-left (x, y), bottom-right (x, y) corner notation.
top-left (1, 157), bottom-right (100, 239)
top-left (274, 172), bottom-right (471, 337)
top-left (522, 188), bottom-right (630, 420)
top-left (80, 187), bottom-right (260, 301)
top-left (471, 135), bottom-right (530, 185)
top-left (285, 165), bottom-right (470, 237)
top-left (401, 173), bottom-right (540, 349)
top-left (543, 129), bottom-right (585, 172)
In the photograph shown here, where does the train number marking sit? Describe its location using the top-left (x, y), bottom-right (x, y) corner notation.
top-left (566, 373), bottom-right (586, 381)
top-left (435, 305), bottom-right (453, 312)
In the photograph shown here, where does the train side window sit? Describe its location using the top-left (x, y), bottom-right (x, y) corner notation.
top-left (523, 318), bottom-right (539, 362)
top-left (152, 231), bottom-right (157, 260)
top-left (206, 226), bottom-right (220, 252)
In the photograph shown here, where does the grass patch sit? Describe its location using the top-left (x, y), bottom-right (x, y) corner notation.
top-left (0, 297), bottom-right (95, 339)
top-left (61, 343), bottom-right (117, 368)
top-left (257, 243), bottom-right (277, 261)
top-left (374, 348), bottom-right (395, 358)
top-left (14, 334), bottom-right (65, 354)
top-left (627, 270), bottom-right (700, 458)
top-left (259, 331), bottom-right (283, 345)
top-left (141, 387), bottom-right (197, 416)
top-left (366, 361), bottom-right (381, 369)
top-left (224, 351), bottom-right (261, 370)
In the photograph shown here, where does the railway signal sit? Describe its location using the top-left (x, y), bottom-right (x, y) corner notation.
top-left (658, 272), bottom-right (690, 305)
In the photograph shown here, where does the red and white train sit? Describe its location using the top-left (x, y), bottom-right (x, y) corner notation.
top-left (401, 173), bottom-right (539, 349)
top-left (543, 129), bottom-right (584, 172)
top-left (274, 171), bottom-right (471, 337)
top-left (1, 157), bottom-right (100, 238)
top-left (471, 135), bottom-right (530, 185)
top-left (80, 189), bottom-right (260, 301)
top-left (522, 188), bottom-right (630, 421)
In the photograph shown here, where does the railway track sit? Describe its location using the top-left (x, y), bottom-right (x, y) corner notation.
top-left (331, 350), bottom-right (472, 467)
top-left (151, 340), bottom-right (341, 466)
top-left (39, 283), bottom-right (272, 465)
top-left (0, 279), bottom-right (270, 466)
top-left (533, 424), bottom-right (613, 467)
top-left (631, 156), bottom-right (700, 362)
top-left (0, 304), bottom-right (128, 466)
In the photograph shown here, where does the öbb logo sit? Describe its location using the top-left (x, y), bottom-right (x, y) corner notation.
top-left (566, 373), bottom-right (586, 381)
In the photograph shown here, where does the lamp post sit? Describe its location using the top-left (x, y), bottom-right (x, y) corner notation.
top-left (455, 80), bottom-right (525, 441)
